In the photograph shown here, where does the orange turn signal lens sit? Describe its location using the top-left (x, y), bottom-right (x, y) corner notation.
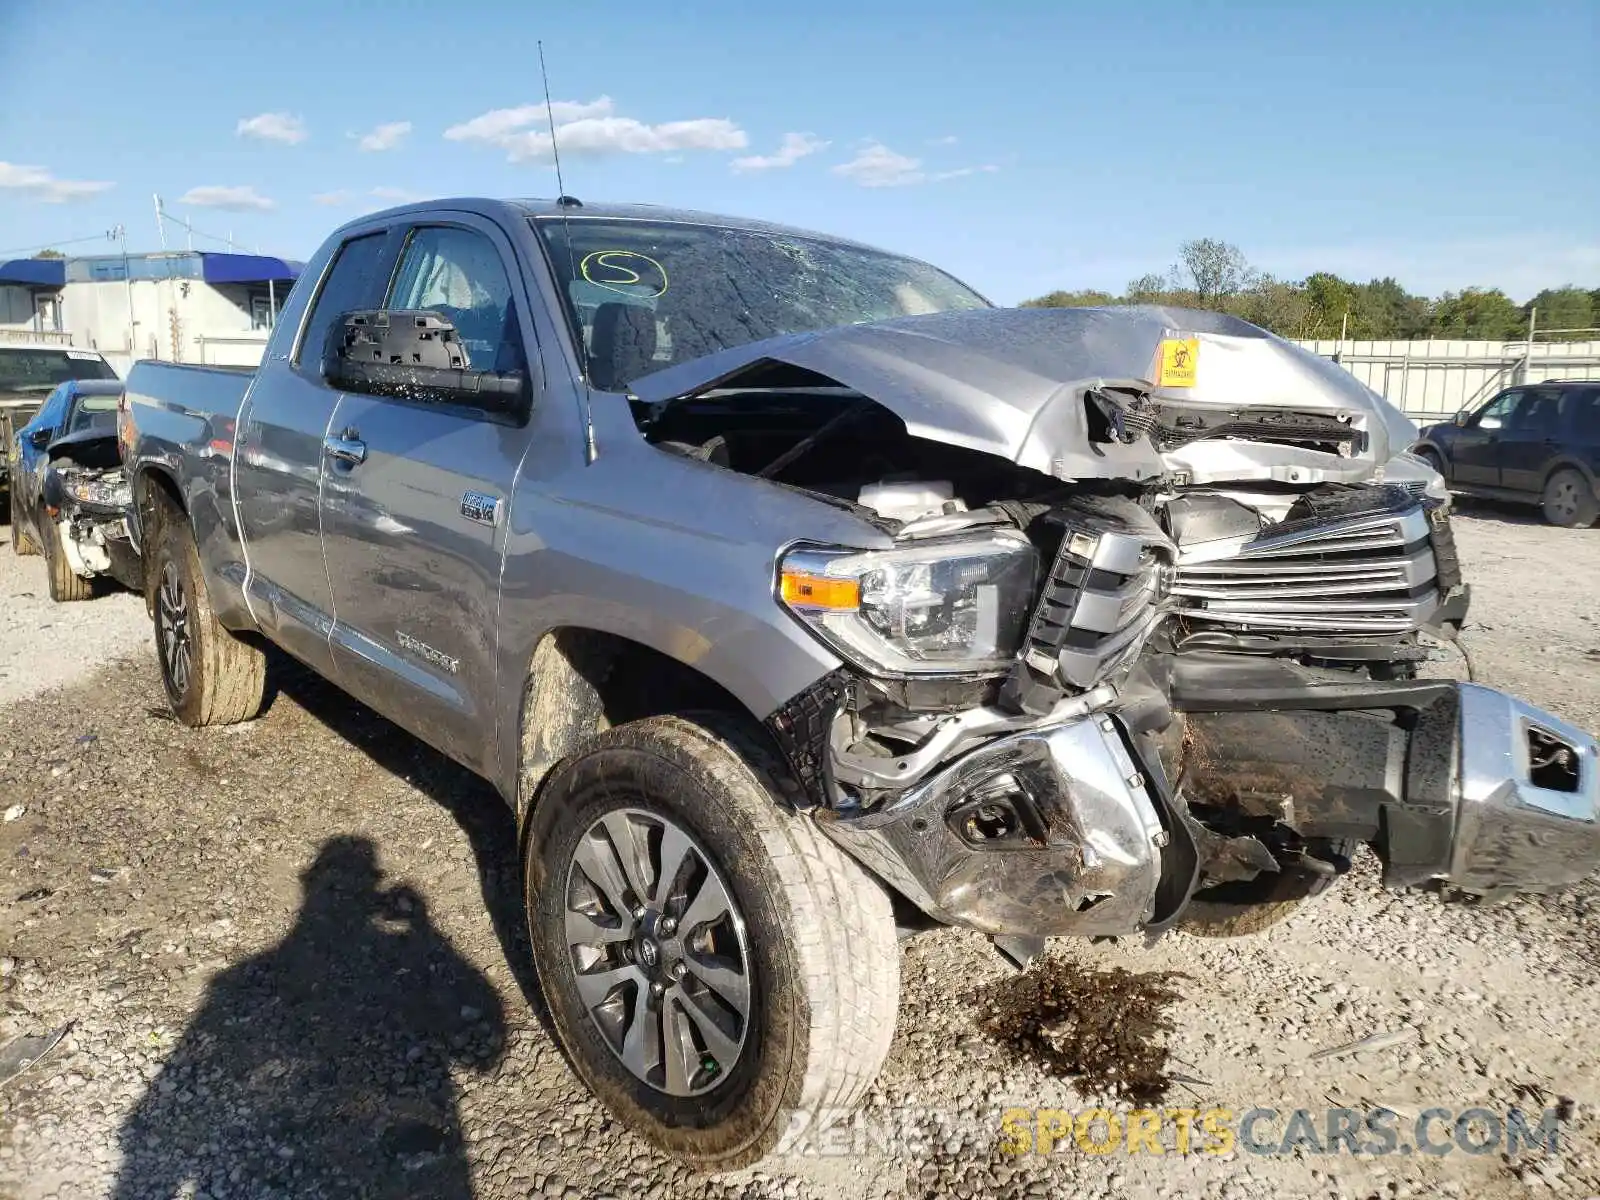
top-left (780, 571), bottom-right (860, 611)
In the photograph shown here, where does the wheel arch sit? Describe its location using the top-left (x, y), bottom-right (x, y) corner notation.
top-left (513, 625), bottom-right (774, 826)
top-left (1540, 455), bottom-right (1598, 492)
top-left (131, 464), bottom-right (186, 615)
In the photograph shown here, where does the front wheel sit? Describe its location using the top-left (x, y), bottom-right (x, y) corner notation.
top-left (8, 486), bottom-right (37, 555)
top-left (43, 515), bottom-right (93, 602)
top-left (1542, 469), bottom-right (1598, 528)
top-left (524, 714), bottom-right (901, 1169)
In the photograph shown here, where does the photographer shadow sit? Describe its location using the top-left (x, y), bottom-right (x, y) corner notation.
top-left (111, 835), bottom-right (504, 1200)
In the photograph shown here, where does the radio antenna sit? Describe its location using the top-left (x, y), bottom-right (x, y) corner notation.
top-left (537, 39), bottom-right (596, 462)
top-left (538, 41), bottom-right (570, 202)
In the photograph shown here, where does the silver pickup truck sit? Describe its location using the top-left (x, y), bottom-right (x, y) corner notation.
top-left (120, 197), bottom-right (1600, 1168)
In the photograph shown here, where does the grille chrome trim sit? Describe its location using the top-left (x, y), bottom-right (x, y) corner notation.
top-left (1172, 504), bottom-right (1441, 635)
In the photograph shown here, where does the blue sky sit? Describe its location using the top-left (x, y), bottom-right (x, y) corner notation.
top-left (2, 0), bottom-right (1595, 304)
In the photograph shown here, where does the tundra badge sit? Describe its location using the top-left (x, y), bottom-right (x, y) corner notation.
top-left (397, 631), bottom-right (460, 674)
top-left (461, 490), bottom-right (502, 526)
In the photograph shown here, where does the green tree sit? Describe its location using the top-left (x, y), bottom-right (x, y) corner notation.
top-left (1125, 273), bottom-right (1174, 304)
top-left (1020, 289), bottom-right (1117, 308)
top-left (1234, 275), bottom-right (1316, 338)
top-left (1353, 277), bottom-right (1431, 340)
top-left (1525, 287), bottom-right (1595, 340)
top-left (1430, 288), bottom-right (1526, 339)
top-left (1301, 272), bottom-right (1360, 339)
top-left (1178, 238), bottom-right (1254, 304)
top-left (31, 248), bottom-right (65, 259)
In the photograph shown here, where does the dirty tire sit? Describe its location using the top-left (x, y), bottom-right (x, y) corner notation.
top-left (8, 487), bottom-right (37, 555)
top-left (1541, 469), bottom-right (1598, 529)
top-left (149, 498), bottom-right (266, 726)
top-left (43, 515), bottom-right (93, 602)
top-left (524, 713), bottom-right (900, 1170)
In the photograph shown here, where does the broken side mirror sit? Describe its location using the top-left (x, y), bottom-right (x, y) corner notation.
top-left (27, 427), bottom-right (52, 450)
top-left (323, 309), bottom-right (527, 416)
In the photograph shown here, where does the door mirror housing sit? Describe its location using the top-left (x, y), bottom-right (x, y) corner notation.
top-left (1452, 409), bottom-right (1470, 427)
top-left (323, 309), bottom-right (525, 414)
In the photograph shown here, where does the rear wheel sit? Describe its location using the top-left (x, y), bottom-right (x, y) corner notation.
top-left (42, 514), bottom-right (93, 603)
top-left (1541, 469), bottom-right (1598, 528)
top-left (148, 497), bottom-right (267, 726)
top-left (524, 713), bottom-right (900, 1168)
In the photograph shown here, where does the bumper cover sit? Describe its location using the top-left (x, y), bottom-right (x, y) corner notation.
top-left (814, 715), bottom-right (1167, 938)
top-left (816, 681), bottom-right (1598, 940)
top-left (1443, 684), bottom-right (1600, 895)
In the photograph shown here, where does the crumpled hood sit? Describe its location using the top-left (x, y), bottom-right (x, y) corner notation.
top-left (628, 305), bottom-right (1419, 486)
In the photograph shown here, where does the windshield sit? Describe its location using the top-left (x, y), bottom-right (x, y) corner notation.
top-left (67, 393), bottom-right (120, 434)
top-left (0, 348), bottom-right (117, 395)
top-left (533, 217), bottom-right (990, 390)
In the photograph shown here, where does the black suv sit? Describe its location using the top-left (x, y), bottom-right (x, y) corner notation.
top-left (1412, 380), bottom-right (1600, 527)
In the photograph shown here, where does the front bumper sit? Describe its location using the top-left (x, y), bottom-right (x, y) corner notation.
top-left (813, 682), bottom-right (1599, 939)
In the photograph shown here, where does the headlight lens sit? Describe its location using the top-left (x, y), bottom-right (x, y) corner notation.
top-left (1378, 451), bottom-right (1449, 504)
top-left (63, 475), bottom-right (132, 509)
top-left (778, 531), bottom-right (1039, 675)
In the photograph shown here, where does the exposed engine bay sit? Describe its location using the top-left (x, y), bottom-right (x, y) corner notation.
top-left (640, 377), bottom-right (1598, 945)
top-left (43, 433), bottom-right (140, 590)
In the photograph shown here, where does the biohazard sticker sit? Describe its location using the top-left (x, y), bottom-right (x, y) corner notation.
top-left (1157, 338), bottom-right (1199, 388)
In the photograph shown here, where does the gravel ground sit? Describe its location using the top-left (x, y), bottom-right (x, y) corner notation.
top-left (1, 505), bottom-right (1598, 1200)
top-left (0, 534), bottom-right (148, 706)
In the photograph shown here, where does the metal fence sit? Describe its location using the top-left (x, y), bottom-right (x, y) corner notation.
top-left (1293, 334), bottom-right (1600, 420)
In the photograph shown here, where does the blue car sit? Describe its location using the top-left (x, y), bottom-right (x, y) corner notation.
top-left (7, 378), bottom-right (139, 600)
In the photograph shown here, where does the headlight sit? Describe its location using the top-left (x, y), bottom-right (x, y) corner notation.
top-left (1378, 451), bottom-right (1449, 504)
top-left (778, 531), bottom-right (1039, 675)
top-left (63, 476), bottom-right (131, 508)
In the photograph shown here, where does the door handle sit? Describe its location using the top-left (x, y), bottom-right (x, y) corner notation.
top-left (324, 432), bottom-right (366, 465)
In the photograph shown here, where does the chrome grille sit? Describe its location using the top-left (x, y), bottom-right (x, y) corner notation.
top-left (1172, 505), bottom-right (1440, 634)
top-left (1010, 498), bottom-right (1174, 703)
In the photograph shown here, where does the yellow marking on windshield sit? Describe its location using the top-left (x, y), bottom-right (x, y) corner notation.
top-left (579, 250), bottom-right (669, 298)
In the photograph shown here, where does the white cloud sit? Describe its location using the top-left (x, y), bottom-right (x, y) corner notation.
top-left (831, 142), bottom-right (998, 188)
top-left (356, 121), bottom-right (412, 152)
top-left (179, 185), bottom-right (275, 211)
top-left (369, 186), bottom-right (425, 203)
top-left (929, 135), bottom-right (960, 146)
top-left (0, 161), bottom-right (113, 203)
top-left (445, 97), bottom-right (615, 143)
top-left (236, 112), bottom-right (307, 145)
top-left (445, 97), bottom-right (746, 162)
top-left (311, 190), bottom-right (352, 206)
top-left (731, 132), bottom-right (829, 172)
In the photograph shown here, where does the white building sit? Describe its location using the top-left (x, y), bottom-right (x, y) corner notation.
top-left (0, 251), bottom-right (302, 373)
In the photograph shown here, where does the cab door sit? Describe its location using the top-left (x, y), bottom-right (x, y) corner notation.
top-left (320, 215), bottom-right (538, 773)
top-left (1496, 386), bottom-right (1563, 495)
top-left (234, 227), bottom-right (400, 673)
top-left (1451, 388), bottom-right (1523, 488)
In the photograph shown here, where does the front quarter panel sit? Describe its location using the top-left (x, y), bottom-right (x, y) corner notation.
top-left (493, 428), bottom-right (892, 800)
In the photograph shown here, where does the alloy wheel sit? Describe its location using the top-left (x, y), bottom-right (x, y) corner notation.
top-left (564, 806), bottom-right (752, 1097)
top-left (157, 560), bottom-right (193, 697)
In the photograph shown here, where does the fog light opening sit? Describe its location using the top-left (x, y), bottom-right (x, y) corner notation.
top-left (1526, 724), bottom-right (1581, 794)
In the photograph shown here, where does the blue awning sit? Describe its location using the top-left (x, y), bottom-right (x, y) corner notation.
top-left (197, 252), bottom-right (303, 285)
top-left (0, 258), bottom-right (66, 287)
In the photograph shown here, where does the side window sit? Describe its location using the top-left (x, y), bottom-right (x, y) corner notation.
top-left (1559, 388), bottom-right (1600, 440)
top-left (297, 232), bottom-right (389, 371)
top-left (1471, 389), bottom-right (1523, 431)
top-left (386, 226), bottom-right (525, 375)
top-left (1507, 387), bottom-right (1562, 437)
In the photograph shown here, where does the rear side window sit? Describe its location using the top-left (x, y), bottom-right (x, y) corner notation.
top-left (1559, 387), bottom-right (1600, 439)
top-left (298, 232), bottom-right (389, 370)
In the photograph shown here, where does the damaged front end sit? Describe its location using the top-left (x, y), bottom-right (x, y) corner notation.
top-left (632, 305), bottom-right (1598, 942)
top-left (42, 428), bottom-right (141, 592)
